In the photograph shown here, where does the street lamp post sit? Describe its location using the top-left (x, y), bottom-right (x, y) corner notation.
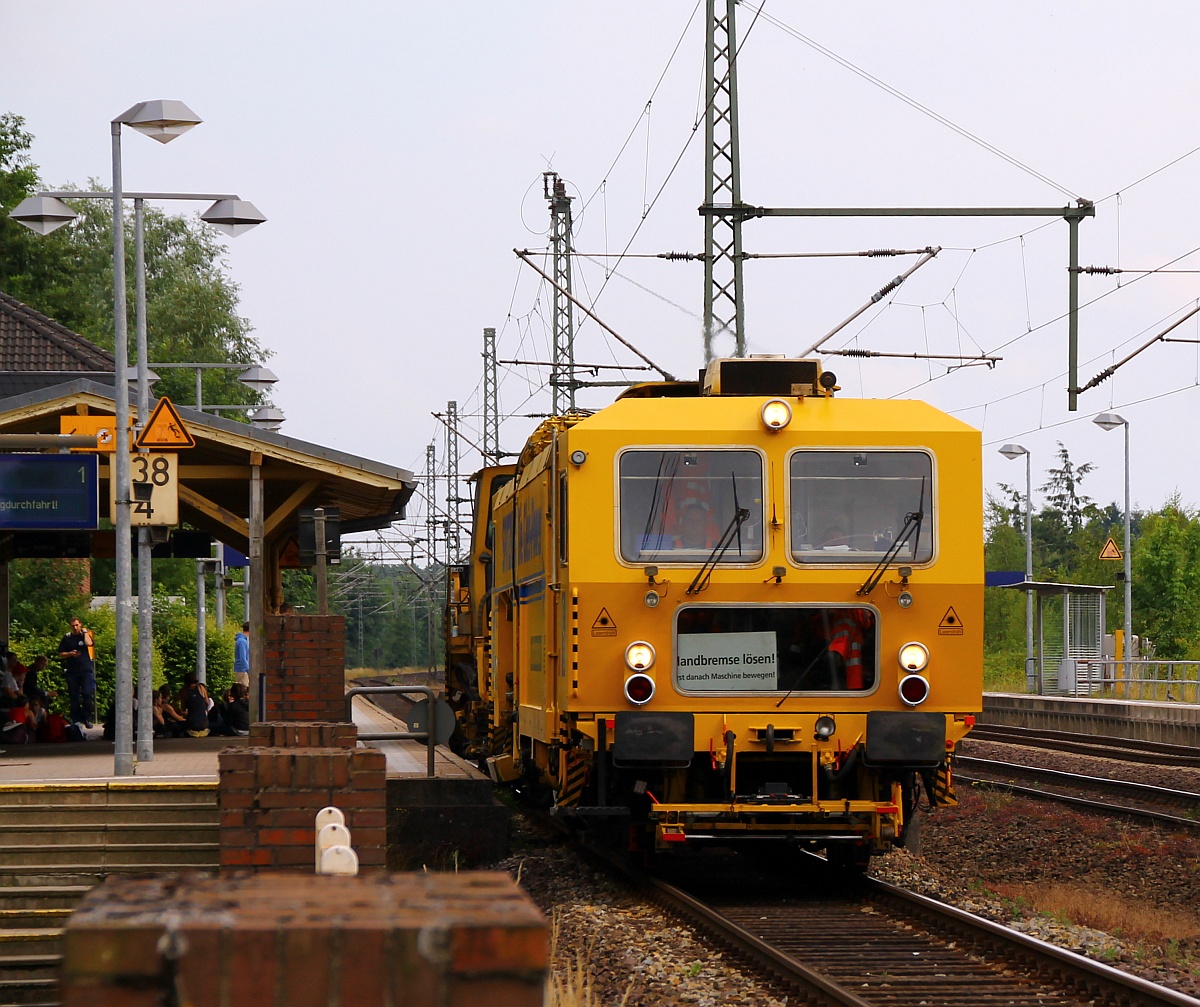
top-left (110, 101), bottom-right (203, 777)
top-left (6, 100), bottom-right (272, 773)
top-left (999, 444), bottom-right (1034, 692)
top-left (1094, 413), bottom-right (1132, 676)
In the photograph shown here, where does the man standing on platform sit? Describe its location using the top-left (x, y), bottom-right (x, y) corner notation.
top-left (59, 617), bottom-right (95, 727)
top-left (234, 621), bottom-right (250, 688)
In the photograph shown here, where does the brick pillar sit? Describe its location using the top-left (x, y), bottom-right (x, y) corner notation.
top-left (264, 614), bottom-right (346, 721)
top-left (219, 723), bottom-right (386, 872)
top-left (63, 873), bottom-right (547, 1007)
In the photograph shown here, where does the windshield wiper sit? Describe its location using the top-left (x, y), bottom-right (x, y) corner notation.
top-left (857, 476), bottom-right (926, 597)
top-left (686, 506), bottom-right (750, 594)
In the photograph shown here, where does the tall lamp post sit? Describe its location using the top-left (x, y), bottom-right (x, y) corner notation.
top-left (6, 100), bottom-right (269, 774)
top-left (13, 193), bottom-right (266, 765)
top-left (999, 443), bottom-right (1035, 692)
top-left (1094, 412), bottom-right (1132, 675)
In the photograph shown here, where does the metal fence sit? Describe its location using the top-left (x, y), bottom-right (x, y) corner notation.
top-left (1058, 660), bottom-right (1200, 703)
top-left (344, 685), bottom-right (437, 777)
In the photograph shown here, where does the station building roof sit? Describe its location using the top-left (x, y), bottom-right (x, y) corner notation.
top-left (0, 291), bottom-right (416, 556)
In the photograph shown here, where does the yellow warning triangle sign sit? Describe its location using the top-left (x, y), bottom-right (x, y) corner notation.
top-left (938, 606), bottom-right (964, 635)
top-left (136, 397), bottom-right (195, 449)
top-left (1099, 537), bottom-right (1123, 560)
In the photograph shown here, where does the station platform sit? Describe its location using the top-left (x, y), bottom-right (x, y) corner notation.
top-left (982, 692), bottom-right (1200, 747)
top-left (0, 698), bottom-right (485, 784)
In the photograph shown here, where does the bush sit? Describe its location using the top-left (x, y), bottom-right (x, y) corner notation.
top-left (150, 597), bottom-right (236, 698)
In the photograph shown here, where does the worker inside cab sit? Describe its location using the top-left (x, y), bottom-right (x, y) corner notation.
top-left (675, 502), bottom-right (717, 550)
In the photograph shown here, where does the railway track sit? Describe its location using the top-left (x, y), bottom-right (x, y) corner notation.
top-left (956, 755), bottom-right (1200, 830)
top-left (637, 853), bottom-right (1200, 1007)
top-left (969, 724), bottom-right (1200, 767)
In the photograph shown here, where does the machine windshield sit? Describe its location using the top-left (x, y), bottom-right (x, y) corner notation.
top-left (619, 449), bottom-right (764, 564)
top-left (790, 450), bottom-right (933, 564)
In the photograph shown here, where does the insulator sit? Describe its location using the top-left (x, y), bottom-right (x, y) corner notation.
top-left (840, 348), bottom-right (873, 358)
top-left (871, 275), bottom-right (904, 302)
top-left (660, 251), bottom-right (699, 261)
top-left (866, 248), bottom-right (900, 257)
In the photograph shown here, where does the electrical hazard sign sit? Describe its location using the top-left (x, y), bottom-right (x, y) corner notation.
top-left (938, 606), bottom-right (964, 636)
top-left (136, 397), bottom-right (195, 450)
top-left (591, 608), bottom-right (618, 637)
top-left (1099, 537), bottom-right (1123, 560)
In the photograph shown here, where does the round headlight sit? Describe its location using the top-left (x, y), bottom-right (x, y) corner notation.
top-left (624, 673), bottom-right (656, 705)
top-left (897, 590), bottom-right (914, 609)
top-left (899, 674), bottom-right (930, 706)
top-left (644, 590), bottom-right (661, 609)
top-left (624, 641), bottom-right (656, 671)
top-left (760, 398), bottom-right (792, 431)
top-left (898, 641), bottom-right (929, 672)
top-left (814, 715), bottom-right (836, 739)
top-left (569, 449), bottom-right (587, 465)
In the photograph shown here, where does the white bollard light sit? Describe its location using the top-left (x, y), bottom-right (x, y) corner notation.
top-left (319, 844), bottom-right (360, 876)
top-left (315, 806), bottom-right (345, 831)
top-left (316, 821), bottom-right (352, 872)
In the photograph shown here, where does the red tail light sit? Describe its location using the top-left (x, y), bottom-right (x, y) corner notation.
top-left (898, 674), bottom-right (930, 706)
top-left (624, 673), bottom-right (655, 705)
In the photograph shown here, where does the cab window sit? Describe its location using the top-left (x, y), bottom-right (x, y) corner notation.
top-left (790, 450), bottom-right (933, 564)
top-left (619, 449), bottom-right (764, 564)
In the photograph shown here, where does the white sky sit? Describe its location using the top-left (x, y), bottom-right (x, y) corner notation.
top-left (5, 2), bottom-right (1200, 541)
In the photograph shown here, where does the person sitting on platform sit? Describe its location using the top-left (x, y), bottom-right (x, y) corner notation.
top-left (19, 655), bottom-right (56, 708)
top-left (2, 696), bottom-right (34, 745)
top-left (225, 683), bottom-right (250, 736)
top-left (181, 673), bottom-right (211, 738)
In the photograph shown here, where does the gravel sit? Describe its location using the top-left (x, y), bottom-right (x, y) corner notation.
top-left (492, 739), bottom-right (1200, 1004)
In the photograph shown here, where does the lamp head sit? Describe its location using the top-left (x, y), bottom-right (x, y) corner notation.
top-left (117, 100), bottom-right (202, 144)
top-left (7, 195), bottom-right (77, 235)
top-left (1093, 412), bottom-right (1127, 431)
top-left (200, 199), bottom-right (267, 237)
top-left (250, 406), bottom-right (285, 431)
top-left (998, 443), bottom-right (1028, 460)
top-left (237, 365), bottom-right (278, 393)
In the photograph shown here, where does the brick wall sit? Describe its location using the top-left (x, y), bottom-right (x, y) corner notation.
top-left (219, 723), bottom-right (386, 872)
top-left (63, 872), bottom-right (547, 1007)
top-left (264, 614), bottom-right (346, 722)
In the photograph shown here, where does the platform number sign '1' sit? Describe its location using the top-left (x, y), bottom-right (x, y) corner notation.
top-left (109, 452), bottom-right (179, 526)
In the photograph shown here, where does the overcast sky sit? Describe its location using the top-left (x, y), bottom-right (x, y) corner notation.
top-left (5, 2), bottom-right (1200, 548)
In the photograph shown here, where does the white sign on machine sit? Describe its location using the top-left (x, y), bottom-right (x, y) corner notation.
top-left (676, 631), bottom-right (778, 691)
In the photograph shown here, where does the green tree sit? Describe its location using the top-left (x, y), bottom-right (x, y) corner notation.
top-left (1130, 497), bottom-right (1200, 659)
top-left (0, 112), bottom-right (270, 409)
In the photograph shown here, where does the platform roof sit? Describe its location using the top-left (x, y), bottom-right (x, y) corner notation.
top-left (1000, 580), bottom-right (1114, 595)
top-left (0, 379), bottom-right (416, 554)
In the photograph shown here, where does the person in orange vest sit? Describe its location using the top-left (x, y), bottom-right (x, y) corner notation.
top-left (826, 609), bottom-right (873, 690)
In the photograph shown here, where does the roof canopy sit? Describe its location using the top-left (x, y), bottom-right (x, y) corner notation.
top-left (0, 379), bottom-right (416, 555)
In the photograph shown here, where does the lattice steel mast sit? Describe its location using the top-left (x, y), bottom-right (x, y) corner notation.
top-left (703, 0), bottom-right (746, 360)
top-left (425, 442), bottom-right (437, 569)
top-left (482, 326), bottom-right (500, 466)
top-left (545, 172), bottom-right (577, 413)
top-left (444, 400), bottom-right (462, 563)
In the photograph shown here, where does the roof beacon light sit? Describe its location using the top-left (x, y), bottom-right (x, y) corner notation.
top-left (760, 398), bottom-right (792, 432)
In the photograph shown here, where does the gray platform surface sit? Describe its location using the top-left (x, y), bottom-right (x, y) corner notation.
top-left (351, 696), bottom-right (487, 780)
top-left (983, 692), bottom-right (1200, 747)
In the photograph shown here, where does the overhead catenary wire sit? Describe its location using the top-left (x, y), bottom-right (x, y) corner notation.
top-left (745, 4), bottom-right (1080, 200)
top-left (801, 247), bottom-right (941, 356)
top-left (514, 248), bottom-right (675, 380)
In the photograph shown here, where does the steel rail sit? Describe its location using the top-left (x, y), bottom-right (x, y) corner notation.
top-left (958, 755), bottom-right (1200, 810)
top-left (970, 724), bottom-right (1200, 767)
top-left (538, 811), bottom-right (1200, 1005)
top-left (958, 773), bottom-right (1200, 831)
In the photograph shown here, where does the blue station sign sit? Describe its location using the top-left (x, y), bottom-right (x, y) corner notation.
top-left (0, 454), bottom-right (99, 530)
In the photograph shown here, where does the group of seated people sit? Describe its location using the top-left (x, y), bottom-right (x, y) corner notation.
top-left (1, 651), bottom-right (64, 745)
top-left (1, 646), bottom-right (250, 745)
top-left (144, 676), bottom-right (250, 739)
